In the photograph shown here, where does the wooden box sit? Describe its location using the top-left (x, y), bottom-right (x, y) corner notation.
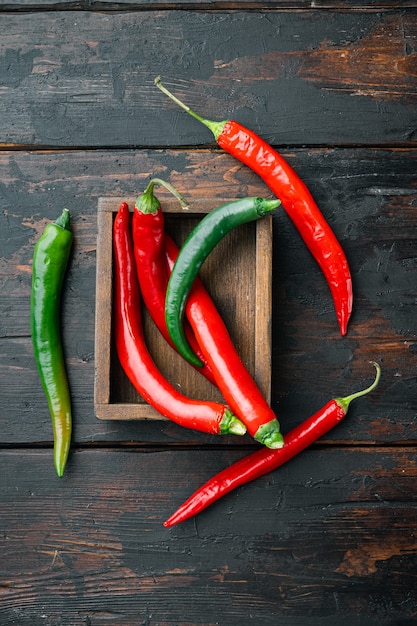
top-left (94, 197), bottom-right (273, 421)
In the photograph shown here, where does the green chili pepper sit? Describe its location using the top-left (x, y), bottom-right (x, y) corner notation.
top-left (30, 209), bottom-right (73, 477)
top-left (165, 196), bottom-right (280, 367)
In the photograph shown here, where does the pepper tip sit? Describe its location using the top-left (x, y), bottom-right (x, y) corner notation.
top-left (163, 517), bottom-right (176, 528)
top-left (55, 465), bottom-right (65, 478)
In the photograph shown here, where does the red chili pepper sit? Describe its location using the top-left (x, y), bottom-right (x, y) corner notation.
top-left (164, 363), bottom-right (380, 526)
top-left (113, 201), bottom-right (246, 437)
top-left (164, 234), bottom-right (284, 450)
top-left (155, 77), bottom-right (353, 337)
top-left (132, 179), bottom-right (217, 386)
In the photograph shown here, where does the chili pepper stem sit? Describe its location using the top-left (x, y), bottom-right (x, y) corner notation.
top-left (55, 208), bottom-right (71, 230)
top-left (220, 409), bottom-right (247, 436)
top-left (137, 177), bottom-right (190, 214)
top-left (155, 76), bottom-right (226, 141)
top-left (254, 419), bottom-right (284, 449)
top-left (336, 361), bottom-right (381, 414)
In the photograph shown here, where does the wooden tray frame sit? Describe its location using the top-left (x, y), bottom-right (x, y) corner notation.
top-left (94, 197), bottom-right (273, 421)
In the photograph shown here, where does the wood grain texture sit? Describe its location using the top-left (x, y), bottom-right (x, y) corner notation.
top-left (1, 148), bottom-right (416, 444)
top-left (0, 11), bottom-right (416, 147)
top-left (1, 447), bottom-right (417, 625)
top-left (3, 0), bottom-right (417, 7)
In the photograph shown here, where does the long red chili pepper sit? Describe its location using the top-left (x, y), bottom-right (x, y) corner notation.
top-left (164, 362), bottom-right (380, 526)
top-left (164, 234), bottom-right (284, 450)
top-left (113, 201), bottom-right (246, 437)
top-left (132, 178), bottom-right (217, 386)
top-left (155, 77), bottom-right (353, 337)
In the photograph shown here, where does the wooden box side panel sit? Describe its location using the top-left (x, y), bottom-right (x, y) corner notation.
top-left (94, 197), bottom-right (272, 420)
top-left (255, 216), bottom-right (272, 404)
top-left (94, 209), bottom-right (113, 409)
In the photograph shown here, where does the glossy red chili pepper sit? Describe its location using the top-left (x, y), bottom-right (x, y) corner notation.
top-left (132, 179), bottom-right (217, 386)
top-left (164, 363), bottom-right (380, 526)
top-left (164, 234), bottom-right (283, 450)
top-left (155, 77), bottom-right (353, 337)
top-left (113, 201), bottom-right (246, 437)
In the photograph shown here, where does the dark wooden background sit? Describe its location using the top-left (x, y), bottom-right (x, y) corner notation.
top-left (1, 1), bottom-right (416, 625)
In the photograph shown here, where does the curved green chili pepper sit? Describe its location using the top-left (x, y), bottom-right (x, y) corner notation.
top-left (165, 196), bottom-right (280, 367)
top-left (30, 209), bottom-right (73, 477)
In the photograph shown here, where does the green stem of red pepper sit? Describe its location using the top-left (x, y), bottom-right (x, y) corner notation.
top-left (164, 362), bottom-right (381, 526)
top-left (155, 77), bottom-right (353, 337)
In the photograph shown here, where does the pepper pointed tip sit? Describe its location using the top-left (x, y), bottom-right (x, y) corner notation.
top-left (118, 201), bottom-right (130, 214)
top-left (339, 319), bottom-right (348, 336)
top-left (55, 464), bottom-right (65, 478)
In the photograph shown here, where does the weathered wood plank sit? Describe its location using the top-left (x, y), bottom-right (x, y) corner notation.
top-left (0, 10), bottom-right (416, 147)
top-left (1, 148), bottom-right (416, 445)
top-left (1, 447), bottom-right (416, 625)
top-left (3, 0), bottom-right (417, 8)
